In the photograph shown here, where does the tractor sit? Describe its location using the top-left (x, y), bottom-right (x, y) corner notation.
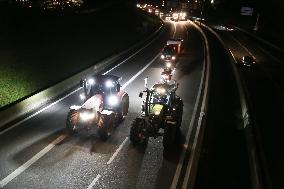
top-left (130, 78), bottom-right (183, 148)
top-left (66, 74), bottom-right (129, 139)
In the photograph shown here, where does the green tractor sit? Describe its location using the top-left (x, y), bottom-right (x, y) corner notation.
top-left (130, 78), bottom-right (183, 148)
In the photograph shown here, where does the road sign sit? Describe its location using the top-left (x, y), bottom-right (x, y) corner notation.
top-left (241, 7), bottom-right (254, 16)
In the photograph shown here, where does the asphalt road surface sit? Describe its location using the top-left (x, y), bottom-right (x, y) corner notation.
top-left (0, 21), bottom-right (205, 189)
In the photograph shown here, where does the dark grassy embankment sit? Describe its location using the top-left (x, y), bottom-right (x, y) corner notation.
top-left (0, 2), bottom-right (161, 107)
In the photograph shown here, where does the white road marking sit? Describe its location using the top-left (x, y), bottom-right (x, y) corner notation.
top-left (0, 88), bottom-right (81, 136)
top-left (87, 174), bottom-right (101, 189)
top-left (170, 20), bottom-right (208, 189)
top-left (121, 54), bottom-right (159, 90)
top-left (0, 135), bottom-right (67, 188)
top-left (107, 137), bottom-right (128, 165)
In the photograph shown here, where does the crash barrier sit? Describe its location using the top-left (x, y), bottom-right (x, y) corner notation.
top-left (0, 23), bottom-right (165, 132)
top-left (202, 24), bottom-right (265, 189)
top-left (170, 21), bottom-right (211, 189)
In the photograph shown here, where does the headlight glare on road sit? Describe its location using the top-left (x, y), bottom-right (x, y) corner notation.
top-left (108, 95), bottom-right (118, 106)
top-left (80, 111), bottom-right (95, 121)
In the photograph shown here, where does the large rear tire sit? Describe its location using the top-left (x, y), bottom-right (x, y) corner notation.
top-left (97, 114), bottom-right (114, 140)
top-left (66, 110), bottom-right (79, 134)
top-left (130, 118), bottom-right (147, 145)
top-left (175, 99), bottom-right (183, 127)
top-left (122, 94), bottom-right (129, 116)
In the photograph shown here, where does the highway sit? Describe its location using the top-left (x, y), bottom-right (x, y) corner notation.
top-left (0, 21), bottom-right (205, 189)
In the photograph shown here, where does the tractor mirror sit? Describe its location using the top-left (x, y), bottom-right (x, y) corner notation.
top-left (80, 79), bottom-right (84, 87)
top-left (139, 92), bottom-right (143, 98)
top-left (117, 83), bottom-right (120, 92)
top-left (141, 104), bottom-right (145, 111)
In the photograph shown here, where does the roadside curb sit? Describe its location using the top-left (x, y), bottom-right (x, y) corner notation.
top-left (0, 23), bottom-right (164, 132)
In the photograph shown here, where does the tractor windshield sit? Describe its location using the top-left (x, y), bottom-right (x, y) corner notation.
top-left (88, 80), bottom-right (117, 96)
top-left (150, 90), bottom-right (170, 105)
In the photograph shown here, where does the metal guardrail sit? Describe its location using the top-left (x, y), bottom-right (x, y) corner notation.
top-left (0, 24), bottom-right (164, 131)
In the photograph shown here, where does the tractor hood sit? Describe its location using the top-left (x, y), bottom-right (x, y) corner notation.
top-left (81, 94), bottom-right (103, 111)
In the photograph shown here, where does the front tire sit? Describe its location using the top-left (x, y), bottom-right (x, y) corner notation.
top-left (97, 114), bottom-right (114, 140)
top-left (66, 110), bottom-right (79, 133)
top-left (163, 123), bottom-right (177, 149)
top-left (130, 118), bottom-right (147, 145)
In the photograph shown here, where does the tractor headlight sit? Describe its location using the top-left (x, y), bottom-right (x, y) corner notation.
top-left (80, 111), bottom-right (95, 121)
top-left (88, 78), bottom-right (95, 85)
top-left (80, 93), bottom-right (86, 100)
top-left (161, 54), bottom-right (165, 59)
top-left (171, 56), bottom-right (176, 60)
top-left (105, 80), bottom-right (113, 88)
top-left (154, 111), bottom-right (160, 115)
top-left (107, 95), bottom-right (118, 106)
top-left (166, 62), bottom-right (172, 68)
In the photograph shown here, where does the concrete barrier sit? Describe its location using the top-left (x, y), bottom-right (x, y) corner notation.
top-left (0, 24), bottom-right (164, 131)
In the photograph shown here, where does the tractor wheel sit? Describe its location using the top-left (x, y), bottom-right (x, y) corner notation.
top-left (122, 94), bottom-right (129, 116)
top-left (176, 99), bottom-right (183, 127)
top-left (66, 110), bottom-right (79, 134)
top-left (163, 122), bottom-right (177, 149)
top-left (97, 114), bottom-right (114, 140)
top-left (130, 118), bottom-right (147, 145)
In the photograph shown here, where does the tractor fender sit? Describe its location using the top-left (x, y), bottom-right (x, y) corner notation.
top-left (117, 91), bottom-right (129, 116)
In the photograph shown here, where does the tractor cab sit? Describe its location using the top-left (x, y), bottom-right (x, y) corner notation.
top-left (80, 74), bottom-right (121, 101)
top-left (140, 82), bottom-right (178, 117)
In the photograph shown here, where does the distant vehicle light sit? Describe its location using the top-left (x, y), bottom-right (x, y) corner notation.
top-left (161, 54), bottom-right (165, 59)
top-left (171, 56), bottom-right (176, 60)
